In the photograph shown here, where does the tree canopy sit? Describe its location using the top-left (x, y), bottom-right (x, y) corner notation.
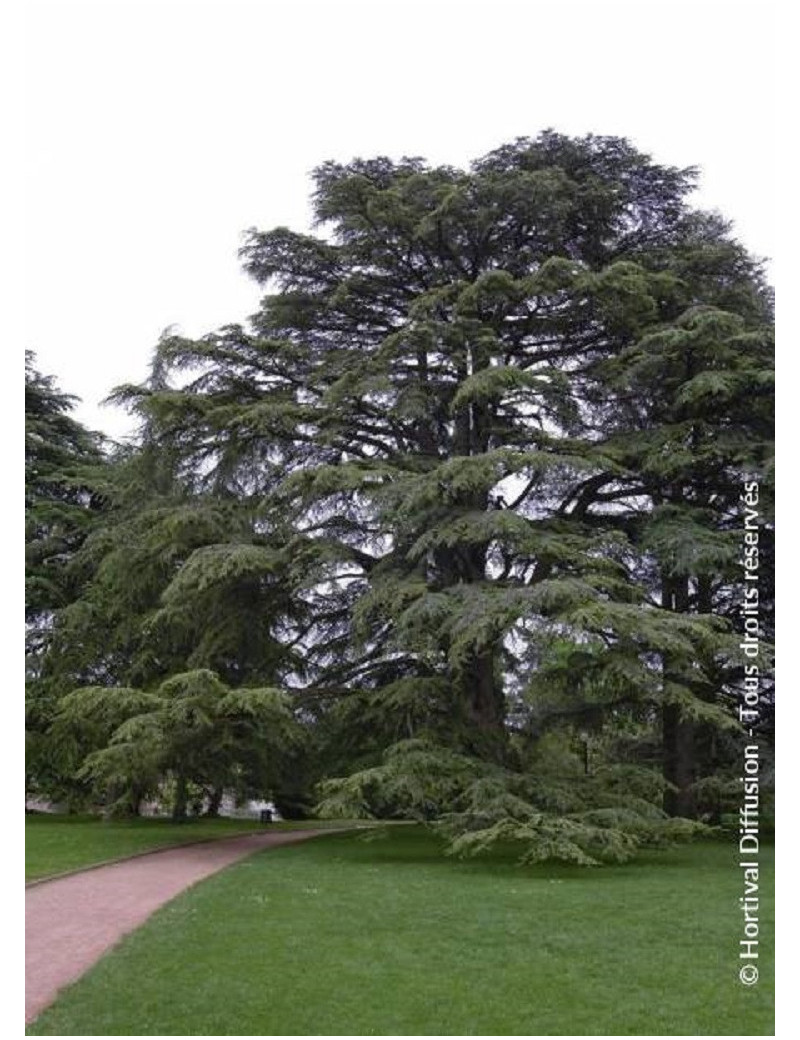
top-left (26, 132), bottom-right (774, 858)
top-left (25, 352), bottom-right (106, 649)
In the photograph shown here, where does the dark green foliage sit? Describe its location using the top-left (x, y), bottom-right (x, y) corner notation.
top-left (25, 355), bottom-right (110, 798)
top-left (29, 133), bottom-right (773, 862)
top-left (49, 669), bottom-right (304, 818)
top-left (25, 352), bottom-right (106, 646)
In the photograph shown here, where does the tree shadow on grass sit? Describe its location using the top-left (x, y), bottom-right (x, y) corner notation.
top-left (296, 824), bottom-right (716, 885)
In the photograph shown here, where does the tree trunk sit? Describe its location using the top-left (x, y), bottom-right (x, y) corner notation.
top-left (661, 572), bottom-right (696, 817)
top-left (662, 702), bottom-right (696, 817)
top-left (172, 774), bottom-right (189, 822)
top-left (128, 784), bottom-right (145, 817)
top-left (461, 648), bottom-right (507, 763)
top-left (205, 785), bottom-right (224, 818)
top-left (436, 531), bottom-right (507, 761)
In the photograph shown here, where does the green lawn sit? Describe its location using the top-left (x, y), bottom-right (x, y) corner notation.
top-left (28, 828), bottom-right (774, 1035)
top-left (25, 813), bottom-right (351, 881)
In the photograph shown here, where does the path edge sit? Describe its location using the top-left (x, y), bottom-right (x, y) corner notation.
top-left (25, 825), bottom-right (364, 888)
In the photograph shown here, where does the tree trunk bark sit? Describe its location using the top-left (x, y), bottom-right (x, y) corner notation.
top-left (661, 572), bottom-right (696, 817)
top-left (172, 774), bottom-right (189, 822)
top-left (205, 785), bottom-right (224, 818)
top-left (461, 648), bottom-right (507, 763)
top-left (662, 702), bottom-right (696, 817)
top-left (128, 784), bottom-right (145, 817)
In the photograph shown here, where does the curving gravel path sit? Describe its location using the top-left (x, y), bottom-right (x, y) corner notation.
top-left (26, 829), bottom-right (331, 1024)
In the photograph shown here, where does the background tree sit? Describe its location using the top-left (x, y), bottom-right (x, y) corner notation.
top-left (50, 670), bottom-right (303, 819)
top-left (25, 351), bottom-right (106, 652)
top-left (25, 353), bottom-right (109, 799)
top-left (31, 351), bottom-right (313, 813)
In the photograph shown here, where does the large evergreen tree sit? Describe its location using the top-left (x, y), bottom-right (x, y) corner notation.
top-left (42, 133), bottom-right (773, 859)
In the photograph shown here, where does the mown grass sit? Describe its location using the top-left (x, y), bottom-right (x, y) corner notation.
top-left (25, 813), bottom-right (352, 881)
top-left (28, 827), bottom-right (774, 1035)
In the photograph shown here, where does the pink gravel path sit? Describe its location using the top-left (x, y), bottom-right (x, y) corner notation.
top-left (26, 829), bottom-right (331, 1024)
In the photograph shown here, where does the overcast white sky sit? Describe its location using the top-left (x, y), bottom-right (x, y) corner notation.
top-left (24, 0), bottom-right (775, 441)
